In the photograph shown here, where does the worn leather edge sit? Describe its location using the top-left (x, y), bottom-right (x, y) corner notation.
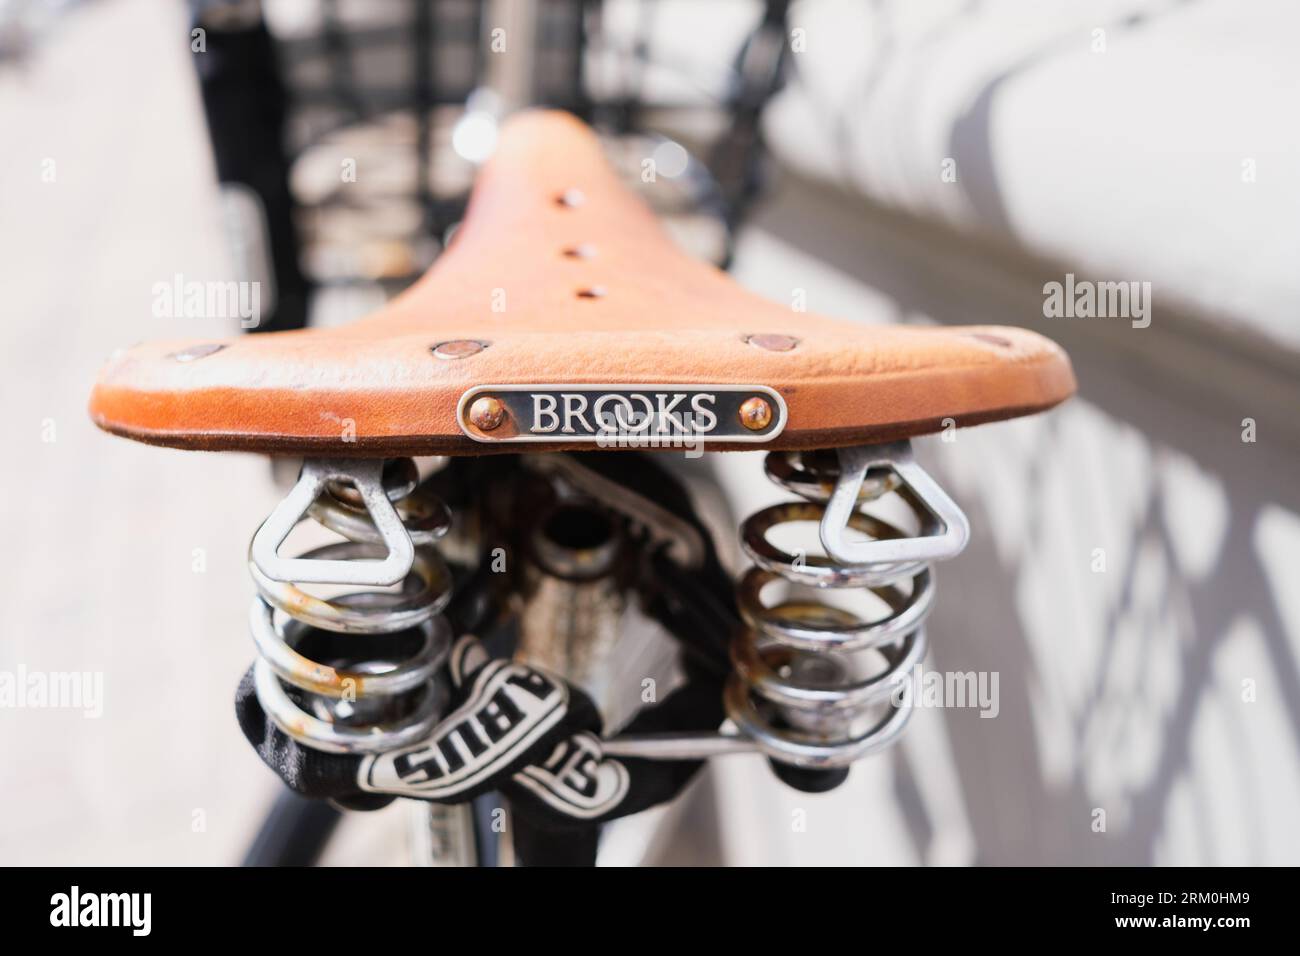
top-left (89, 392), bottom-right (1071, 456)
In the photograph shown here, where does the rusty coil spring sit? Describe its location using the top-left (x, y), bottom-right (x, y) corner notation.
top-left (723, 449), bottom-right (938, 768)
top-left (248, 457), bottom-right (454, 754)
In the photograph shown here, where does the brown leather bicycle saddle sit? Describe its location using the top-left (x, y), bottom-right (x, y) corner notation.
top-left (89, 110), bottom-right (1074, 455)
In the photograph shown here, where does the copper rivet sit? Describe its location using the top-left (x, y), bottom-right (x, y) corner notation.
top-left (433, 339), bottom-right (488, 359)
top-left (746, 334), bottom-right (798, 352)
top-left (738, 396), bottom-right (773, 431)
top-left (169, 343), bottom-right (226, 362)
top-left (469, 396), bottom-right (506, 431)
top-left (557, 188), bottom-right (586, 208)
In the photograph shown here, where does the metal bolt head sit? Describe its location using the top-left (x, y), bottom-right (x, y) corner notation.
top-left (746, 334), bottom-right (798, 352)
top-left (432, 339), bottom-right (487, 360)
top-left (739, 396), bottom-right (773, 431)
top-left (469, 396), bottom-right (506, 431)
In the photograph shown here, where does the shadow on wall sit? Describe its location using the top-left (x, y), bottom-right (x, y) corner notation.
top-left (744, 178), bottom-right (1300, 865)
top-left (917, 397), bottom-right (1300, 865)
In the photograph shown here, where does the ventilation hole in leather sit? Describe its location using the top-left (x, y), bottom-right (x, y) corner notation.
top-left (556, 188), bottom-right (586, 208)
top-left (563, 244), bottom-right (597, 259)
top-left (431, 340), bottom-right (488, 360)
top-left (576, 286), bottom-right (607, 299)
top-left (169, 343), bottom-right (226, 362)
top-left (745, 333), bottom-right (799, 352)
top-left (966, 332), bottom-right (1013, 348)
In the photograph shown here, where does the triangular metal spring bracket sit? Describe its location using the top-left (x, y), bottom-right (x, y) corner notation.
top-left (819, 441), bottom-right (970, 567)
top-left (250, 459), bottom-right (415, 586)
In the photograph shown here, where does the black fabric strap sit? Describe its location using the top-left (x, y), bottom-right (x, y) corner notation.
top-left (235, 636), bottom-right (725, 828)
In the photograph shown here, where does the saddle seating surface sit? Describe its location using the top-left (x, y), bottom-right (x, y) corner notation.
top-left (88, 110), bottom-right (1075, 455)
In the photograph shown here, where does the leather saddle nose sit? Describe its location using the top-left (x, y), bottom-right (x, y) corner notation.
top-left (89, 109), bottom-right (1074, 455)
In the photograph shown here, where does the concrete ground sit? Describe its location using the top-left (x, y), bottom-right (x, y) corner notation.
top-left (0, 0), bottom-right (397, 865)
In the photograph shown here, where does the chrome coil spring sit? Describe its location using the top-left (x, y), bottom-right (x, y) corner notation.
top-left (724, 444), bottom-right (968, 769)
top-left (248, 458), bottom-right (455, 754)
